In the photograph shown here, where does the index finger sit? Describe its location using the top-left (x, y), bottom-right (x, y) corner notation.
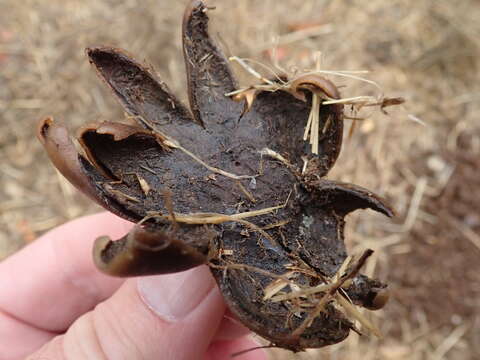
top-left (0, 212), bottom-right (132, 333)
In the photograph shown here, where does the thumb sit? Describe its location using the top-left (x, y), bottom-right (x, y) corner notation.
top-left (29, 266), bottom-right (226, 360)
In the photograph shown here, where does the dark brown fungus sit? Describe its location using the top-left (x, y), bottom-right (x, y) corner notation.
top-left (93, 224), bottom-right (213, 277)
top-left (37, 118), bottom-right (113, 212)
top-left (365, 288), bottom-right (391, 311)
top-left (38, 0), bottom-right (394, 352)
top-left (289, 73), bottom-right (341, 101)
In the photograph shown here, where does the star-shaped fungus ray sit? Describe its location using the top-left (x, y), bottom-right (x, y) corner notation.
top-left (38, 0), bottom-right (394, 351)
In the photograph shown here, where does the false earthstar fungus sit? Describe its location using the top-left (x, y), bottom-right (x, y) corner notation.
top-left (38, 0), bottom-right (393, 352)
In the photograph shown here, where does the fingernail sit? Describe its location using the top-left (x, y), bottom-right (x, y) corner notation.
top-left (137, 266), bottom-right (215, 322)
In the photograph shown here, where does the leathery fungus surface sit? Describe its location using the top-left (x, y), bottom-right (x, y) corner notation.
top-left (38, 0), bottom-right (393, 352)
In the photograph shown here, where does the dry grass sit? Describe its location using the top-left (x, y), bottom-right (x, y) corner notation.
top-left (1, 0), bottom-right (479, 359)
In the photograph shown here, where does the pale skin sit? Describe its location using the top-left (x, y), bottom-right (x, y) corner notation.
top-left (0, 212), bottom-right (267, 360)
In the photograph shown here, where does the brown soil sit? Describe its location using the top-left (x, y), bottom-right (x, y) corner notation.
top-left (387, 133), bottom-right (480, 357)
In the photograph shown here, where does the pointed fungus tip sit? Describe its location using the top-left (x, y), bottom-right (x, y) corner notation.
top-left (93, 225), bottom-right (209, 277)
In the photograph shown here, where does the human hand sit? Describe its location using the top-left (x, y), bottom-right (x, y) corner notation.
top-left (0, 212), bottom-right (267, 360)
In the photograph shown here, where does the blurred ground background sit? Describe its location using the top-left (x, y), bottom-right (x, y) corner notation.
top-left (0, 0), bottom-right (479, 359)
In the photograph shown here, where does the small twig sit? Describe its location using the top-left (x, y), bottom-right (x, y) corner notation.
top-left (164, 137), bottom-right (257, 180)
top-left (447, 216), bottom-right (480, 251)
top-left (302, 70), bottom-right (382, 91)
top-left (261, 219), bottom-right (291, 230)
top-left (384, 177), bottom-right (427, 233)
top-left (335, 294), bottom-right (381, 337)
top-left (231, 344), bottom-right (279, 358)
top-left (229, 56), bottom-right (275, 85)
top-left (263, 271), bottom-right (296, 300)
top-left (291, 249), bottom-right (374, 337)
top-left (236, 180), bottom-right (257, 203)
top-left (162, 190), bottom-right (178, 231)
top-left (140, 164), bottom-right (157, 175)
top-left (322, 96), bottom-right (377, 105)
top-left (260, 148), bottom-right (297, 172)
top-left (252, 24), bottom-right (333, 53)
top-left (230, 56), bottom-right (288, 84)
top-left (271, 283), bottom-right (333, 302)
top-left (431, 323), bottom-right (469, 360)
top-left (209, 262), bottom-right (300, 288)
top-left (303, 52), bottom-right (323, 154)
top-left (133, 114), bottom-right (259, 181)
